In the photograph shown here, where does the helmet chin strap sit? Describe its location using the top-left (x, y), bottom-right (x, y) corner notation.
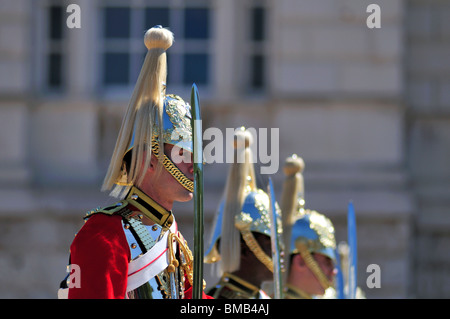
top-left (235, 218), bottom-right (274, 273)
top-left (151, 137), bottom-right (194, 193)
top-left (296, 243), bottom-right (331, 291)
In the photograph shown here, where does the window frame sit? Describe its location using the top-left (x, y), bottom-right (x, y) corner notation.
top-left (35, 0), bottom-right (69, 95)
top-left (97, 0), bottom-right (214, 100)
top-left (244, 0), bottom-right (269, 95)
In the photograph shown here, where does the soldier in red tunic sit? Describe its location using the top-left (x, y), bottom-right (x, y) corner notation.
top-left (58, 26), bottom-right (212, 299)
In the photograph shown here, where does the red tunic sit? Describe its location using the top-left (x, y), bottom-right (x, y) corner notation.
top-left (68, 213), bottom-right (212, 299)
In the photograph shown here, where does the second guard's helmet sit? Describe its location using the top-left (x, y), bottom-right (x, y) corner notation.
top-left (204, 128), bottom-right (282, 275)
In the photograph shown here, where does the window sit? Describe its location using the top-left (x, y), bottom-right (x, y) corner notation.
top-left (100, 1), bottom-right (212, 94)
top-left (248, 4), bottom-right (267, 92)
top-left (101, 7), bottom-right (131, 86)
top-left (45, 3), bottom-right (67, 91)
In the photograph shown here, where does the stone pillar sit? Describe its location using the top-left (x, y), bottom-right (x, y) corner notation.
top-left (66, 0), bottom-right (96, 99)
top-left (405, 0), bottom-right (450, 298)
top-left (269, 0), bottom-right (413, 298)
top-left (0, 0), bottom-right (32, 186)
top-left (213, 0), bottom-right (238, 102)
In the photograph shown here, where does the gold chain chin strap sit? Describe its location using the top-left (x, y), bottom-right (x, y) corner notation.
top-left (239, 228), bottom-right (274, 273)
top-left (151, 138), bottom-right (194, 193)
top-left (296, 243), bottom-right (331, 291)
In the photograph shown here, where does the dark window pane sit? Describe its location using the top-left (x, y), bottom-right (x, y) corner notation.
top-left (183, 54), bottom-right (208, 85)
top-left (104, 7), bottom-right (131, 39)
top-left (165, 52), bottom-right (172, 83)
top-left (168, 53), bottom-right (182, 85)
top-left (251, 54), bottom-right (264, 89)
top-left (103, 53), bottom-right (130, 85)
top-left (145, 8), bottom-right (170, 29)
top-left (130, 52), bottom-right (147, 82)
top-left (251, 7), bottom-right (265, 41)
top-left (184, 8), bottom-right (209, 39)
top-left (49, 6), bottom-right (64, 40)
top-left (48, 53), bottom-right (63, 88)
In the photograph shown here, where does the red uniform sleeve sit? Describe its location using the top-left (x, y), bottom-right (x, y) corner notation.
top-left (183, 276), bottom-right (214, 299)
top-left (68, 214), bottom-right (130, 299)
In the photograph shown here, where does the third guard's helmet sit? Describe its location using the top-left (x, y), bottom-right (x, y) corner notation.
top-left (281, 154), bottom-right (336, 290)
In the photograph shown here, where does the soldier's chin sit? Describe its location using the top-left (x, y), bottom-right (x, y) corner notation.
top-left (178, 191), bottom-right (194, 202)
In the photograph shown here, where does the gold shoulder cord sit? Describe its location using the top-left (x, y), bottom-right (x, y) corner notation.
top-left (167, 232), bottom-right (206, 290)
top-left (296, 243), bottom-right (331, 291)
top-left (151, 137), bottom-right (194, 193)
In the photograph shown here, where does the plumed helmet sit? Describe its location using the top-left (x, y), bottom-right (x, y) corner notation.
top-left (280, 154), bottom-right (336, 261)
top-left (101, 26), bottom-right (193, 197)
top-left (280, 154), bottom-right (337, 291)
top-left (204, 128), bottom-right (282, 275)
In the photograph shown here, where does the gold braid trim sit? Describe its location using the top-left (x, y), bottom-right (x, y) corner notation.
top-left (167, 232), bottom-right (206, 290)
top-left (213, 273), bottom-right (261, 299)
top-left (239, 228), bottom-right (274, 273)
top-left (296, 242), bottom-right (331, 291)
top-left (223, 272), bottom-right (260, 295)
top-left (151, 137), bottom-right (194, 193)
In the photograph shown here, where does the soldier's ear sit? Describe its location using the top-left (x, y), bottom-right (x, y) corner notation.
top-left (293, 254), bottom-right (307, 270)
top-left (148, 152), bottom-right (159, 172)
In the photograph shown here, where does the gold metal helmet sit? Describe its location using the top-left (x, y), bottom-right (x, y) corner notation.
top-left (101, 26), bottom-right (193, 198)
top-left (204, 128), bottom-right (282, 275)
top-left (290, 210), bottom-right (336, 261)
top-left (281, 154), bottom-right (336, 290)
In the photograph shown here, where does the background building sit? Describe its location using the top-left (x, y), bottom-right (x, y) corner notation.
top-left (0, 0), bottom-right (448, 298)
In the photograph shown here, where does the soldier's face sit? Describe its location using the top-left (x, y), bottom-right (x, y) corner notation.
top-left (288, 252), bottom-right (336, 296)
top-left (250, 233), bottom-right (274, 282)
top-left (313, 253), bottom-right (336, 285)
top-left (304, 253), bottom-right (336, 295)
top-left (160, 143), bottom-right (194, 201)
top-left (138, 144), bottom-right (193, 209)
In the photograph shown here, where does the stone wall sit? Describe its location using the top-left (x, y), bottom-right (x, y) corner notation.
top-left (405, 0), bottom-right (450, 298)
top-left (0, 0), bottom-right (447, 299)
